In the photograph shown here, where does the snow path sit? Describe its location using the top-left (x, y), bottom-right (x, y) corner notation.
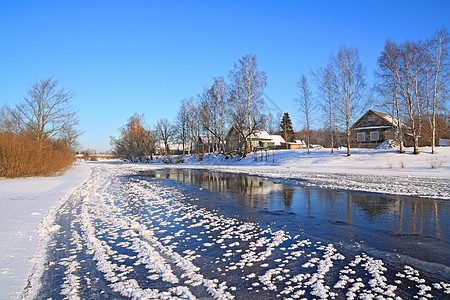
top-left (0, 162), bottom-right (91, 299)
top-left (20, 163), bottom-right (449, 299)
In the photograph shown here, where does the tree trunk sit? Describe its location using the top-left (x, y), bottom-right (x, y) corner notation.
top-left (413, 137), bottom-right (419, 155)
top-left (431, 109), bottom-right (436, 154)
top-left (346, 121), bottom-right (351, 156)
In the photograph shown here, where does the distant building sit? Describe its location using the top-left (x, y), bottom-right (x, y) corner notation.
top-left (226, 127), bottom-right (276, 151)
top-left (439, 139), bottom-right (450, 146)
top-left (282, 139), bottom-right (306, 149)
top-left (350, 110), bottom-right (412, 148)
top-left (269, 135), bottom-right (285, 147)
top-left (198, 136), bottom-right (223, 152)
top-left (155, 142), bottom-right (184, 155)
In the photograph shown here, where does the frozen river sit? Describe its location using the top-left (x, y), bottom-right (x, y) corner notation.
top-left (29, 165), bottom-right (449, 299)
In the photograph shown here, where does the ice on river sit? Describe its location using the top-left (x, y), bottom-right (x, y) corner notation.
top-left (19, 164), bottom-right (450, 299)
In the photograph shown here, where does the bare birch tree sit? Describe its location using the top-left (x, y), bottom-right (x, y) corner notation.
top-left (297, 74), bottom-right (313, 154)
top-left (229, 54), bottom-right (267, 155)
top-left (9, 78), bottom-right (79, 145)
top-left (176, 99), bottom-right (190, 155)
top-left (375, 39), bottom-right (405, 153)
top-left (314, 68), bottom-right (335, 154)
top-left (395, 41), bottom-right (425, 154)
top-left (198, 77), bottom-right (229, 154)
top-left (315, 46), bottom-right (367, 156)
top-left (424, 27), bottom-right (449, 153)
top-left (186, 98), bottom-right (201, 154)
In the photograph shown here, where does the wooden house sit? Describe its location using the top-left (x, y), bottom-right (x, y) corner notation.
top-left (282, 140), bottom-right (306, 149)
top-left (351, 110), bottom-right (410, 148)
top-left (226, 127), bottom-right (275, 151)
top-left (269, 135), bottom-right (285, 148)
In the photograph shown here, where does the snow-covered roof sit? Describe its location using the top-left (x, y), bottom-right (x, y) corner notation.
top-left (286, 139), bottom-right (306, 145)
top-left (269, 135), bottom-right (285, 145)
top-left (250, 129), bottom-right (272, 140)
top-left (352, 110), bottom-right (410, 130)
top-left (199, 136), bottom-right (219, 144)
top-left (155, 142), bottom-right (184, 151)
top-left (371, 111), bottom-right (398, 127)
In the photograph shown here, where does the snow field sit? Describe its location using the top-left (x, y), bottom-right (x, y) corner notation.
top-left (24, 163), bottom-right (450, 299)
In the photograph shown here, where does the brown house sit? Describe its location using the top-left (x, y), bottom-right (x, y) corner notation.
top-left (351, 110), bottom-right (411, 148)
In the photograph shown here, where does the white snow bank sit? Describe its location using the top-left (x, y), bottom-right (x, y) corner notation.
top-left (374, 140), bottom-right (398, 150)
top-left (0, 162), bottom-right (91, 299)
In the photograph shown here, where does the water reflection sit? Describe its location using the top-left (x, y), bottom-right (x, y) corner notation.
top-left (140, 169), bottom-right (447, 243)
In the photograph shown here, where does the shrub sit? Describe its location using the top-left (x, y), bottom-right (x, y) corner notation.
top-left (0, 132), bottom-right (75, 178)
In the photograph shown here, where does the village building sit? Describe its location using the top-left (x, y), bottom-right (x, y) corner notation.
top-left (269, 135), bottom-right (285, 148)
top-left (198, 136), bottom-right (223, 152)
top-left (350, 110), bottom-right (411, 148)
top-left (155, 141), bottom-right (184, 155)
top-left (226, 127), bottom-right (278, 151)
top-left (282, 139), bottom-right (306, 149)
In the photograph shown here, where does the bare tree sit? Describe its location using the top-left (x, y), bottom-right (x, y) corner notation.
top-left (185, 97), bottom-right (201, 154)
top-left (297, 74), bottom-right (314, 154)
top-left (264, 112), bottom-right (281, 135)
top-left (314, 68), bottom-right (336, 154)
top-left (227, 89), bottom-right (265, 155)
top-left (395, 41), bottom-right (425, 154)
top-left (424, 27), bottom-right (449, 153)
top-left (175, 99), bottom-right (190, 155)
top-left (198, 77), bottom-right (229, 154)
top-left (0, 105), bottom-right (14, 133)
top-left (9, 78), bottom-right (79, 145)
top-left (229, 54), bottom-right (267, 155)
top-left (155, 118), bottom-right (176, 156)
top-left (375, 39), bottom-right (405, 153)
top-left (111, 113), bottom-right (155, 161)
top-left (321, 46), bottom-right (367, 156)
top-left (59, 124), bottom-right (82, 150)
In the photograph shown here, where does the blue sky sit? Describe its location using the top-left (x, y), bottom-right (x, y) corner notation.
top-left (1, 1), bottom-right (449, 152)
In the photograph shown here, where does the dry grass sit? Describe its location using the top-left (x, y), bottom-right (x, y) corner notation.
top-left (0, 132), bottom-right (75, 178)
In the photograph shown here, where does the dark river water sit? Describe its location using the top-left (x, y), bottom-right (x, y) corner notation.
top-left (34, 167), bottom-right (449, 299)
top-left (143, 169), bottom-right (448, 271)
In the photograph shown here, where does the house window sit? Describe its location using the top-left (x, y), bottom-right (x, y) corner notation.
top-left (368, 117), bottom-right (375, 122)
top-left (370, 131), bottom-right (379, 141)
top-left (357, 132), bottom-right (365, 142)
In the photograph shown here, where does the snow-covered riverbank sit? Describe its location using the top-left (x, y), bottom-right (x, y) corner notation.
top-left (151, 146), bottom-right (450, 199)
top-left (0, 163), bottom-right (91, 299)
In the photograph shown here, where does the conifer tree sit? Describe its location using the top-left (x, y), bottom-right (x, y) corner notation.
top-left (280, 112), bottom-right (295, 146)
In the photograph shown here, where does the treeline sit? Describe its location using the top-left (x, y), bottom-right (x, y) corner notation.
top-left (112, 54), bottom-right (269, 160)
top-left (0, 78), bottom-right (80, 177)
top-left (112, 27), bottom-right (449, 161)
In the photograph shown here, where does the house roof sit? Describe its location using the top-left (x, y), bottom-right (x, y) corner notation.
top-left (351, 110), bottom-right (407, 130)
top-left (371, 110), bottom-right (399, 127)
top-left (269, 135), bottom-right (285, 144)
top-left (227, 127), bottom-right (274, 141)
top-left (251, 129), bottom-right (272, 140)
top-left (199, 136), bottom-right (219, 143)
top-left (287, 139), bottom-right (306, 145)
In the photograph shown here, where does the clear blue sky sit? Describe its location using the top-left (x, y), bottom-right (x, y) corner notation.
top-left (1, 1), bottom-right (449, 152)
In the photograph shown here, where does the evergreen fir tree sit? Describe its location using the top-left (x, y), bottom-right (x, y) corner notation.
top-left (279, 112), bottom-right (295, 143)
